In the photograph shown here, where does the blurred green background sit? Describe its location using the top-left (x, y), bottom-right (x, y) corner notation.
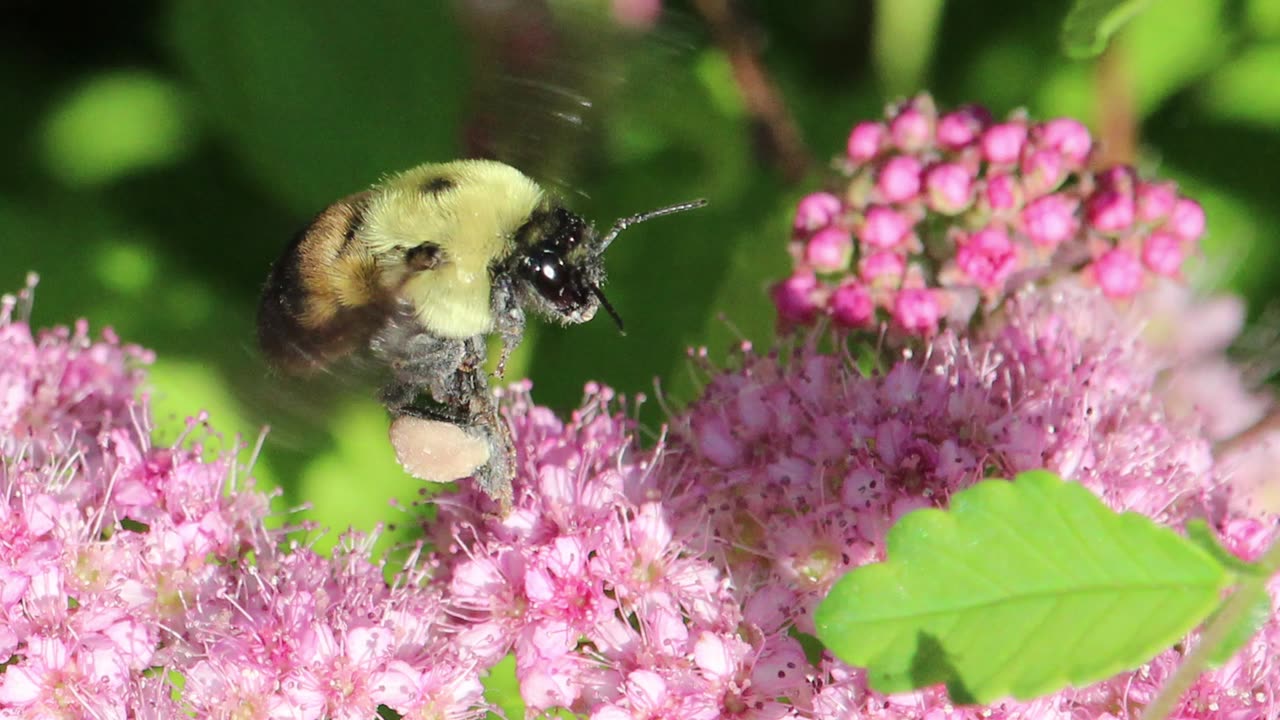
top-left (3, 0), bottom-right (1279, 554)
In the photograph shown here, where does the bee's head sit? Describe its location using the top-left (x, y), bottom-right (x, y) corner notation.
top-left (516, 206), bottom-right (605, 326)
top-left (515, 199), bottom-right (707, 333)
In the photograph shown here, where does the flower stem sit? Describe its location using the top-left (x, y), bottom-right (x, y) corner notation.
top-left (1140, 533), bottom-right (1280, 720)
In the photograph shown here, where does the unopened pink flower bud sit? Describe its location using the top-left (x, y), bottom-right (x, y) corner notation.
top-left (847, 122), bottom-right (886, 163)
top-left (956, 226), bottom-right (1018, 289)
top-left (1019, 149), bottom-right (1065, 197)
top-left (1037, 118), bottom-right (1092, 166)
top-left (1020, 194), bottom-right (1079, 249)
top-left (1135, 181), bottom-right (1177, 223)
top-left (980, 122), bottom-right (1027, 165)
top-left (1090, 249), bottom-right (1143, 298)
top-left (983, 174), bottom-right (1022, 214)
top-left (924, 163), bottom-right (974, 214)
top-left (804, 227), bottom-right (854, 272)
top-left (1142, 230), bottom-right (1184, 276)
top-left (876, 156), bottom-right (922, 203)
top-left (889, 105), bottom-right (933, 152)
top-left (859, 206), bottom-right (912, 249)
top-left (1221, 518), bottom-right (1271, 561)
top-left (772, 271), bottom-right (821, 323)
top-left (936, 105), bottom-right (989, 150)
top-left (891, 288), bottom-right (941, 334)
top-left (1097, 165), bottom-right (1136, 192)
top-left (1086, 189), bottom-right (1134, 234)
top-left (793, 192), bottom-right (843, 233)
top-left (859, 250), bottom-right (907, 285)
top-left (829, 282), bottom-right (875, 328)
top-left (1168, 198), bottom-right (1206, 242)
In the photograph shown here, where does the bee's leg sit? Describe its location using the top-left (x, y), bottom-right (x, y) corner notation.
top-left (451, 333), bottom-right (514, 505)
top-left (372, 318), bottom-right (474, 418)
top-left (490, 276), bottom-right (525, 379)
top-left (381, 342), bottom-right (466, 412)
top-left (390, 401), bottom-right (469, 426)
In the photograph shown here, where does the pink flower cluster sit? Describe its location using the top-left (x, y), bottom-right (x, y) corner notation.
top-left (774, 94), bottom-right (1207, 336)
top-left (0, 280), bottom-right (488, 719)
top-left (410, 283), bottom-right (1277, 719)
top-left (3, 90), bottom-right (1275, 719)
top-left (0, 275), bottom-right (152, 464)
top-left (429, 384), bottom-right (811, 718)
top-left (664, 285), bottom-right (1275, 718)
top-left (3, 267), bottom-right (1277, 719)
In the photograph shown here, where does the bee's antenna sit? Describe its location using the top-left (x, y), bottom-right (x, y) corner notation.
top-left (591, 285), bottom-right (626, 335)
top-left (599, 199), bottom-right (708, 252)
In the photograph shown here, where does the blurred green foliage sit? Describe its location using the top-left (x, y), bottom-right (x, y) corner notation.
top-left (3, 0), bottom-right (1280, 568)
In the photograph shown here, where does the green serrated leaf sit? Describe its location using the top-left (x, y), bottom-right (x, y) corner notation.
top-left (1204, 584), bottom-right (1272, 668)
top-left (1185, 519), bottom-right (1266, 576)
top-left (1061, 0), bottom-right (1153, 58)
top-left (815, 470), bottom-right (1232, 704)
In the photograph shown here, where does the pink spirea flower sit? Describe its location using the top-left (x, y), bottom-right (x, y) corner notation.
top-left (859, 205), bottom-right (913, 249)
top-left (829, 281), bottom-right (875, 328)
top-left (847, 121), bottom-right (885, 163)
top-left (956, 225), bottom-right (1019, 290)
top-left (1086, 187), bottom-right (1136, 233)
top-left (980, 121), bottom-right (1028, 165)
top-left (6, 101), bottom-right (1275, 720)
top-left (892, 288), bottom-right (942, 334)
top-left (425, 382), bottom-right (747, 717)
top-left (858, 250), bottom-right (906, 286)
top-left (1090, 248), bottom-right (1145, 298)
top-left (771, 271), bottom-right (821, 324)
top-left (775, 94), bottom-right (1205, 338)
top-left (0, 279), bottom-right (489, 720)
top-left (984, 172), bottom-right (1022, 214)
top-left (1036, 117), bottom-right (1093, 166)
top-left (793, 191), bottom-right (843, 233)
top-left (1137, 180), bottom-right (1179, 222)
top-left (1142, 230), bottom-right (1186, 276)
top-left (1135, 280), bottom-right (1273, 497)
top-left (0, 275), bottom-right (152, 464)
top-left (1170, 198), bottom-right (1207, 242)
top-left (936, 105), bottom-right (989, 149)
top-left (662, 282), bottom-right (1277, 719)
top-left (805, 226), bottom-right (854, 272)
top-left (1020, 193), bottom-right (1079, 249)
top-left (924, 162), bottom-right (975, 214)
top-left (876, 155), bottom-right (922, 203)
top-left (889, 98), bottom-right (933, 152)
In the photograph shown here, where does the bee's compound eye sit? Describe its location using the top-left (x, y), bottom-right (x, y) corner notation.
top-left (533, 258), bottom-right (568, 303)
top-left (525, 249), bottom-right (580, 309)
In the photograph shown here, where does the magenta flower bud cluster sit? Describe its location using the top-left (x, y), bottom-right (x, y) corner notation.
top-left (775, 94), bottom-right (1207, 337)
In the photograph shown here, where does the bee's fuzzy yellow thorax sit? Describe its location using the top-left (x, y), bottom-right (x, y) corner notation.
top-left (360, 160), bottom-right (546, 339)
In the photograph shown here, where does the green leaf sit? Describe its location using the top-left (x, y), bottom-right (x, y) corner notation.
top-left (1204, 584), bottom-right (1273, 668)
top-left (41, 71), bottom-right (193, 187)
top-left (483, 653), bottom-right (524, 720)
top-left (1060, 0), bottom-right (1153, 58)
top-left (814, 470), bottom-right (1232, 704)
top-left (1200, 45), bottom-right (1280, 130)
top-left (168, 0), bottom-right (466, 211)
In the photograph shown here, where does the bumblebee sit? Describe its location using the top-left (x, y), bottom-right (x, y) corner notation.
top-left (257, 159), bottom-right (704, 497)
